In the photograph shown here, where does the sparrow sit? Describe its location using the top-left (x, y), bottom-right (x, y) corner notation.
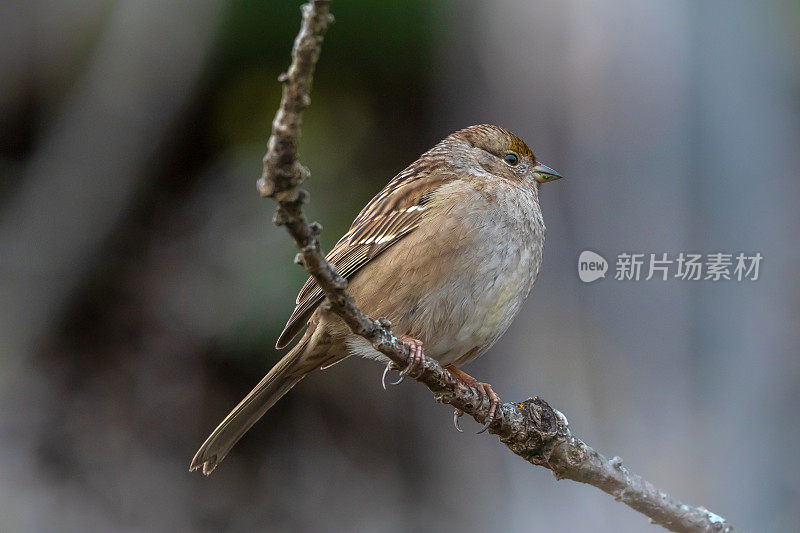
top-left (191, 124), bottom-right (563, 475)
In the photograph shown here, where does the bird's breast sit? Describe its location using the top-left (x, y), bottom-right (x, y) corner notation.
top-left (406, 181), bottom-right (545, 365)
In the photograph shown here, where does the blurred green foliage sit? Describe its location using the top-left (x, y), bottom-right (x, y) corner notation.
top-left (197, 1), bottom-right (449, 359)
top-left (208, 0), bottom-right (446, 150)
top-left (215, 0), bottom-right (440, 89)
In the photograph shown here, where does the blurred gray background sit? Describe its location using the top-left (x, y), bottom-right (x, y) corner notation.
top-left (1, 1), bottom-right (798, 531)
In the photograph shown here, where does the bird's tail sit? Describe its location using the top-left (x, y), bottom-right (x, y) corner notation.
top-left (190, 334), bottom-right (312, 475)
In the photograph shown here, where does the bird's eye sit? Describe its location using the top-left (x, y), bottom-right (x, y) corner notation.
top-left (503, 153), bottom-right (519, 166)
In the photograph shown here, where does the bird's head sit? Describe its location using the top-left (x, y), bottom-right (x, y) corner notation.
top-left (449, 124), bottom-right (564, 186)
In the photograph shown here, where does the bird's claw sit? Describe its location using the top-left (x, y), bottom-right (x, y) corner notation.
top-left (381, 363), bottom-right (392, 390)
top-left (453, 408), bottom-right (464, 432)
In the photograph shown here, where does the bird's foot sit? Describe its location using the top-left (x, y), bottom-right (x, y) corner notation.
top-left (381, 335), bottom-right (425, 389)
top-left (444, 365), bottom-right (501, 434)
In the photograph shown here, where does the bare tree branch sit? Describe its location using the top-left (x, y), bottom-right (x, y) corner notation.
top-left (256, 2), bottom-right (735, 532)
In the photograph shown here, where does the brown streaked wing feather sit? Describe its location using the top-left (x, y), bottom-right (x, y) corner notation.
top-left (275, 169), bottom-right (454, 349)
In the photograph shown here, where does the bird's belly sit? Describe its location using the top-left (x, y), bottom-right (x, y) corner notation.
top-left (417, 242), bottom-right (540, 366)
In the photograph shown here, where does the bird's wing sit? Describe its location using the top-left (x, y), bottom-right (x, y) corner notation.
top-left (275, 166), bottom-right (453, 349)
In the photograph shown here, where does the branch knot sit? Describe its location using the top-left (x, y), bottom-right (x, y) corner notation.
top-left (501, 398), bottom-right (562, 466)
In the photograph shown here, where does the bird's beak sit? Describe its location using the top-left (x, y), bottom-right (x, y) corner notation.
top-left (533, 163), bottom-right (563, 184)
